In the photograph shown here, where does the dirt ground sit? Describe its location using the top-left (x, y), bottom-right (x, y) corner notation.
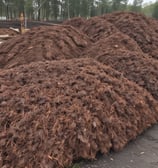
top-left (82, 124), bottom-right (158, 168)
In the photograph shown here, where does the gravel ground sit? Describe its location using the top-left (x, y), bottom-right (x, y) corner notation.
top-left (81, 124), bottom-right (158, 168)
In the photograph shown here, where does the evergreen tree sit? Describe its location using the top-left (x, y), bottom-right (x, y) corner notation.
top-left (152, 1), bottom-right (158, 19)
top-left (131, 0), bottom-right (143, 12)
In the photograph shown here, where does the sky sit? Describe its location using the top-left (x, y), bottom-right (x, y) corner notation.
top-left (128, 0), bottom-right (157, 5)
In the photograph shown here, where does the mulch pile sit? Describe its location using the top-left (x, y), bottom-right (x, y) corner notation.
top-left (63, 17), bottom-right (86, 29)
top-left (0, 25), bottom-right (91, 68)
top-left (84, 31), bottom-right (142, 54)
top-left (84, 48), bottom-right (158, 100)
top-left (81, 16), bottom-right (119, 42)
top-left (0, 59), bottom-right (158, 168)
top-left (1, 12), bottom-right (158, 168)
top-left (102, 12), bottom-right (158, 59)
top-left (0, 28), bottom-right (18, 36)
top-left (63, 16), bottom-right (118, 42)
top-left (64, 12), bottom-right (158, 60)
top-left (82, 14), bottom-right (158, 100)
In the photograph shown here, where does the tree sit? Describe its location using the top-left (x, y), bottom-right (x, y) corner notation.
top-left (152, 1), bottom-right (158, 19)
top-left (142, 2), bottom-right (155, 17)
top-left (25, 0), bottom-right (34, 20)
top-left (80, 0), bottom-right (89, 17)
top-left (111, 0), bottom-right (121, 11)
top-left (131, 0), bottom-right (143, 12)
top-left (111, 0), bottom-right (128, 12)
top-left (120, 0), bottom-right (128, 11)
top-left (0, 0), bottom-right (5, 18)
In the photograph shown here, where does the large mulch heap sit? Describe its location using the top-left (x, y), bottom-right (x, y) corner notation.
top-left (102, 12), bottom-right (158, 59)
top-left (0, 28), bottom-right (18, 36)
top-left (0, 25), bottom-right (91, 69)
top-left (0, 59), bottom-right (158, 168)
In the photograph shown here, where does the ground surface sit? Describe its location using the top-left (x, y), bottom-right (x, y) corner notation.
top-left (82, 124), bottom-right (158, 168)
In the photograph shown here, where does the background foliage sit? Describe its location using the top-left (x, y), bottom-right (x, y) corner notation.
top-left (0, 0), bottom-right (158, 20)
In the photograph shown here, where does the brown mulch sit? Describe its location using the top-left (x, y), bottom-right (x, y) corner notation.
top-left (149, 18), bottom-right (158, 33)
top-left (101, 12), bottom-right (158, 59)
top-left (0, 25), bottom-right (91, 69)
top-left (0, 58), bottom-right (158, 168)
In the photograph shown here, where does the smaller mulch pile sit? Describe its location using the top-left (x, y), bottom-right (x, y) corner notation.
top-left (63, 17), bottom-right (86, 29)
top-left (0, 58), bottom-right (158, 168)
top-left (102, 12), bottom-right (158, 59)
top-left (84, 31), bottom-right (142, 54)
top-left (0, 25), bottom-right (91, 69)
top-left (84, 31), bottom-right (158, 100)
top-left (81, 16), bottom-right (118, 42)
